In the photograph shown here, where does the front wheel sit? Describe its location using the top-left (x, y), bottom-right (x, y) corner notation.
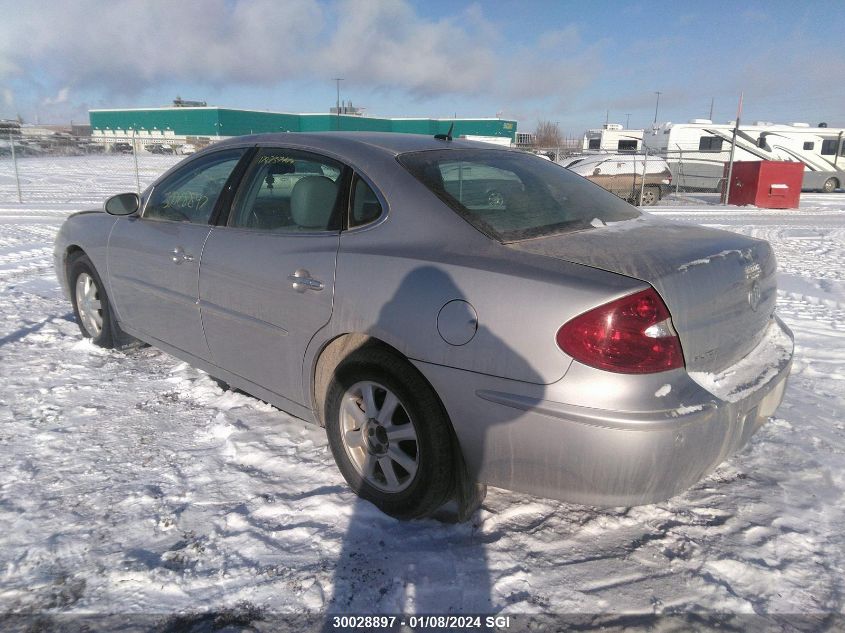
top-left (324, 347), bottom-right (456, 519)
top-left (823, 177), bottom-right (839, 193)
top-left (68, 252), bottom-right (116, 348)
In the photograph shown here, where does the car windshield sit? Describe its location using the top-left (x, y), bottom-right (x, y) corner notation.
top-left (398, 149), bottom-right (640, 242)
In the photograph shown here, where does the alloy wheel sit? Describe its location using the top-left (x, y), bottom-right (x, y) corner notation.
top-left (339, 380), bottom-right (419, 493)
top-left (75, 272), bottom-right (103, 337)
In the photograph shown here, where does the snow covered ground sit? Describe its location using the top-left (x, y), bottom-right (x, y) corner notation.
top-left (1, 161), bottom-right (844, 629)
top-left (0, 154), bottom-right (181, 204)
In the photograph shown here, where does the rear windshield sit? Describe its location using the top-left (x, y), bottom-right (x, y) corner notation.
top-left (398, 149), bottom-right (640, 242)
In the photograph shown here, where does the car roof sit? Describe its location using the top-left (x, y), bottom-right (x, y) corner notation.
top-left (213, 131), bottom-right (516, 158)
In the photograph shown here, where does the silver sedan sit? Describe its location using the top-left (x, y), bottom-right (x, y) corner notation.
top-left (54, 132), bottom-right (793, 520)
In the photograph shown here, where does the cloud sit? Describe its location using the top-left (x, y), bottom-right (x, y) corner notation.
top-left (314, 0), bottom-right (499, 96)
top-left (0, 0), bottom-right (324, 91)
top-left (0, 0), bottom-right (600, 107)
top-left (536, 25), bottom-right (581, 53)
top-left (43, 87), bottom-right (69, 106)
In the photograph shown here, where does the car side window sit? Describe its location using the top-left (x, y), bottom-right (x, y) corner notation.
top-left (349, 176), bottom-right (383, 227)
top-left (144, 149), bottom-right (247, 223)
top-left (229, 149), bottom-right (345, 232)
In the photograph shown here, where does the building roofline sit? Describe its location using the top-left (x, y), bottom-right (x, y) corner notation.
top-left (88, 107), bottom-right (514, 123)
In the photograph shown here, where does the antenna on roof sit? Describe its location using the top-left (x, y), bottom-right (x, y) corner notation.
top-left (434, 122), bottom-right (454, 141)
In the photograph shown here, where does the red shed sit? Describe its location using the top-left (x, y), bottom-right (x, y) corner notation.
top-left (724, 161), bottom-right (804, 209)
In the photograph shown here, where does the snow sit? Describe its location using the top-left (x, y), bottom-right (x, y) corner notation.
top-left (0, 155), bottom-right (181, 204)
top-left (688, 319), bottom-right (793, 403)
top-left (677, 249), bottom-right (744, 272)
top-left (2, 164), bottom-right (845, 624)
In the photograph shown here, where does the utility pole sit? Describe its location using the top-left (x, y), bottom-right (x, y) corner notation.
top-left (653, 91), bottom-right (662, 125)
top-left (605, 109), bottom-right (609, 126)
top-left (333, 78), bottom-right (344, 130)
top-left (709, 97), bottom-right (714, 121)
top-left (723, 92), bottom-right (744, 205)
top-left (625, 113), bottom-right (631, 128)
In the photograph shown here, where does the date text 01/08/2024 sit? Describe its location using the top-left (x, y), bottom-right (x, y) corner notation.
top-left (331, 615), bottom-right (512, 629)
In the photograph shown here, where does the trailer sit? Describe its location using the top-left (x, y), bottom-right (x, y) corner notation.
top-left (643, 119), bottom-right (845, 192)
top-left (582, 123), bottom-right (644, 153)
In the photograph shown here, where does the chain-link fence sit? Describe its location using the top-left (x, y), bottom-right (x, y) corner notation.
top-left (0, 134), bottom-right (185, 204)
top-left (1, 133), bottom-right (752, 208)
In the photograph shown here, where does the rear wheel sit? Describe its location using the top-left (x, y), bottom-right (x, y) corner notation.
top-left (68, 252), bottom-right (116, 348)
top-left (823, 177), bottom-right (839, 193)
top-left (325, 347), bottom-right (455, 519)
top-left (639, 185), bottom-right (660, 206)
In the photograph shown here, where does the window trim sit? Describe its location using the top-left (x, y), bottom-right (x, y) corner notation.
top-left (140, 147), bottom-right (252, 224)
top-left (219, 146), bottom-right (351, 235)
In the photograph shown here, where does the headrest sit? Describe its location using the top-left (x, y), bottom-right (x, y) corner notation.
top-left (290, 176), bottom-right (338, 229)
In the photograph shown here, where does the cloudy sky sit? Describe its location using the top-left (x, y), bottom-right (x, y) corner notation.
top-left (1, 0), bottom-right (843, 134)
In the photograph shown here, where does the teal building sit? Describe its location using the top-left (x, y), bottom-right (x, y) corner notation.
top-left (89, 107), bottom-right (517, 144)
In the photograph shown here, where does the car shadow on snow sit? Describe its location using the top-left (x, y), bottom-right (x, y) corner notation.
top-left (0, 311), bottom-right (74, 348)
top-left (322, 266), bottom-right (545, 623)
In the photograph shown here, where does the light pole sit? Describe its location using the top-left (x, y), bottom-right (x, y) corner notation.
top-left (333, 78), bottom-right (344, 130)
top-left (625, 113), bottom-right (631, 128)
top-left (653, 91), bottom-right (662, 125)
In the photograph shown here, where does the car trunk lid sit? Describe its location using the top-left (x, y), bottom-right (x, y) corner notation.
top-left (507, 215), bottom-right (777, 373)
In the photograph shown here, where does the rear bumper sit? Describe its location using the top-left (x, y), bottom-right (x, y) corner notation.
top-left (415, 316), bottom-right (793, 506)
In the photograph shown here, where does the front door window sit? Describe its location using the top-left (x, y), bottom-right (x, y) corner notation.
top-left (144, 149), bottom-right (247, 223)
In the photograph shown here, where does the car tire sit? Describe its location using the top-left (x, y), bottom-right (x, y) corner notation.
top-left (325, 346), bottom-right (456, 520)
top-left (68, 252), bottom-right (117, 348)
top-left (823, 177), bottom-right (839, 193)
top-left (639, 185), bottom-right (660, 206)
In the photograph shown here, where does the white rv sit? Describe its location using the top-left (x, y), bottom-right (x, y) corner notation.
top-left (582, 123), bottom-right (644, 153)
top-left (643, 119), bottom-right (845, 192)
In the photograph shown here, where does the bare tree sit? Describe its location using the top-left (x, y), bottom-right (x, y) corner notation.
top-left (534, 120), bottom-right (562, 148)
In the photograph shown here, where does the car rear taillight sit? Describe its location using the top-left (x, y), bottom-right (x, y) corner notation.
top-left (556, 288), bottom-right (684, 374)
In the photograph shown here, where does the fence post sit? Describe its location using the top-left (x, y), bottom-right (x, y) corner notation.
top-left (132, 129), bottom-right (141, 195)
top-left (676, 148), bottom-right (682, 196)
top-left (9, 130), bottom-right (22, 203)
top-left (639, 146), bottom-right (648, 205)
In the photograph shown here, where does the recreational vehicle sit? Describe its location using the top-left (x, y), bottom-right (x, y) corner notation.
top-left (582, 123), bottom-right (644, 153)
top-left (643, 120), bottom-right (845, 192)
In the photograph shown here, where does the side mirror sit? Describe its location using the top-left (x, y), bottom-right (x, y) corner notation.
top-left (104, 192), bottom-right (140, 216)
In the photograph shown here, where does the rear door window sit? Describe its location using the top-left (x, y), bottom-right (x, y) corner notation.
top-left (228, 148), bottom-right (346, 232)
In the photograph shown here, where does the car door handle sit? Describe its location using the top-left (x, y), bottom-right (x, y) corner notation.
top-left (288, 269), bottom-right (324, 292)
top-left (171, 247), bottom-right (195, 264)
top-left (171, 248), bottom-right (194, 264)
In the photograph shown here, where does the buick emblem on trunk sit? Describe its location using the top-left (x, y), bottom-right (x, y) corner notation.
top-left (748, 280), bottom-right (762, 311)
top-left (744, 262), bottom-right (762, 281)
